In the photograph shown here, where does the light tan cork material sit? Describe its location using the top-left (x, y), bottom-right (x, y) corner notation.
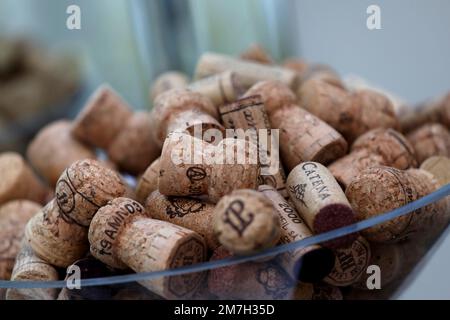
top-left (55, 159), bottom-right (127, 227)
top-left (135, 157), bottom-right (160, 204)
top-left (150, 71), bottom-right (189, 102)
top-left (407, 123), bottom-right (450, 164)
top-left (282, 58), bottom-right (308, 76)
top-left (0, 200), bottom-right (42, 280)
top-left (26, 120), bottom-right (96, 186)
top-left (188, 71), bottom-right (245, 107)
top-left (25, 199), bottom-right (89, 267)
top-left (151, 88), bottom-right (223, 147)
top-left (286, 162), bottom-right (357, 248)
top-left (107, 111), bottom-right (160, 175)
top-left (220, 95), bottom-right (288, 197)
top-left (6, 241), bottom-right (59, 300)
top-left (329, 128), bottom-right (417, 189)
top-left (300, 64), bottom-right (344, 89)
top-left (258, 185), bottom-right (335, 282)
top-left (194, 52), bottom-right (300, 90)
top-left (0, 152), bottom-right (49, 205)
top-left (244, 81), bottom-right (348, 171)
top-left (240, 43), bottom-right (274, 64)
top-left (345, 166), bottom-right (440, 243)
top-left (89, 197), bottom-right (207, 299)
top-left (323, 237), bottom-right (371, 287)
top-left (72, 85), bottom-right (133, 149)
top-left (145, 190), bottom-right (220, 250)
top-left (421, 156), bottom-right (450, 187)
top-left (213, 189), bottom-right (280, 255)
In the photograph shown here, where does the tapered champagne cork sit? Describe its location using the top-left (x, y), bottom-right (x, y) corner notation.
top-left (145, 190), bottom-right (219, 250)
top-left (286, 162), bottom-right (357, 248)
top-left (25, 199), bottom-right (88, 267)
top-left (329, 128), bottom-right (417, 189)
top-left (150, 71), bottom-right (189, 102)
top-left (259, 185), bottom-right (335, 282)
top-left (323, 237), bottom-right (371, 287)
top-left (135, 157), bottom-right (160, 204)
top-left (0, 200), bottom-right (42, 280)
top-left (0, 152), bottom-right (49, 205)
top-left (220, 95), bottom-right (287, 197)
top-left (158, 133), bottom-right (259, 203)
top-left (26, 120), bottom-right (96, 186)
top-left (240, 43), bottom-right (274, 64)
top-left (72, 85), bottom-right (133, 149)
top-left (188, 71), bottom-right (245, 107)
top-left (107, 111), bottom-right (160, 175)
top-left (213, 189), bottom-right (280, 255)
top-left (345, 166), bottom-right (439, 243)
top-left (195, 52), bottom-right (299, 90)
top-left (406, 123), bottom-right (450, 164)
top-left (151, 88), bottom-right (223, 147)
top-left (421, 156), bottom-right (450, 187)
top-left (6, 241), bottom-right (59, 300)
top-left (55, 159), bottom-right (126, 226)
top-left (89, 197), bottom-right (207, 299)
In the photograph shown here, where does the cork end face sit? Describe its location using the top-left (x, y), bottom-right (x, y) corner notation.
top-left (150, 71), bottom-right (189, 102)
top-left (0, 152), bottom-right (25, 202)
top-left (244, 81), bottom-right (297, 116)
top-left (294, 246), bottom-right (336, 283)
top-left (310, 134), bottom-right (348, 166)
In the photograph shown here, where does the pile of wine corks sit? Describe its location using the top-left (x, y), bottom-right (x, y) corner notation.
top-left (1, 44), bottom-right (449, 300)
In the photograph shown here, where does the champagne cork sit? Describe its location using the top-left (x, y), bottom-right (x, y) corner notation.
top-left (145, 190), bottom-right (220, 250)
top-left (6, 241), bottom-right (59, 300)
top-left (345, 166), bottom-right (439, 243)
top-left (323, 237), bottom-right (371, 287)
top-left (0, 152), bottom-right (49, 205)
top-left (150, 88), bottom-right (223, 147)
top-left (220, 95), bottom-right (287, 197)
top-left (72, 85), bottom-right (133, 149)
top-left (299, 64), bottom-right (344, 89)
top-left (150, 71), bottom-right (189, 102)
top-left (244, 81), bottom-right (348, 170)
top-left (107, 111), bottom-right (160, 175)
top-left (406, 123), bottom-right (450, 164)
top-left (286, 162), bottom-right (357, 248)
top-left (195, 52), bottom-right (299, 90)
top-left (213, 189), bottom-right (280, 255)
top-left (187, 71), bottom-right (245, 107)
top-left (421, 156), bottom-right (450, 187)
top-left (0, 200), bottom-right (42, 280)
top-left (26, 120), bottom-right (96, 186)
top-left (25, 199), bottom-right (89, 267)
top-left (259, 185), bottom-right (335, 282)
top-left (158, 133), bottom-right (259, 203)
top-left (135, 157), bottom-right (160, 204)
top-left (88, 197), bottom-right (207, 299)
top-left (240, 43), bottom-right (274, 64)
top-left (329, 128), bottom-right (417, 189)
top-left (55, 159), bottom-right (126, 226)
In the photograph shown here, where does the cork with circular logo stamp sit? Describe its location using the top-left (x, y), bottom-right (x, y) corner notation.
top-left (89, 197), bottom-right (207, 299)
top-left (150, 71), bottom-right (189, 102)
top-left (407, 123), bottom-right (450, 164)
top-left (135, 157), bottom-right (160, 204)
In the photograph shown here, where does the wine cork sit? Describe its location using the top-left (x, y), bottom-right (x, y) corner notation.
top-left (345, 166), bottom-right (439, 243)
top-left (195, 52), bottom-right (299, 90)
top-left (421, 156), bottom-right (450, 187)
top-left (26, 120), bottom-right (96, 186)
top-left (0, 200), bottom-right (42, 280)
top-left (158, 133), bottom-right (259, 203)
top-left (407, 123), bottom-right (450, 164)
top-left (150, 88), bottom-right (223, 147)
top-left (240, 43), bottom-right (274, 64)
top-left (282, 58), bottom-right (308, 76)
top-left (88, 197), bottom-right (207, 299)
top-left (244, 81), bottom-right (348, 170)
top-left (0, 152), bottom-right (49, 205)
top-left (145, 190), bottom-right (219, 250)
top-left (135, 157), bottom-right (160, 203)
top-left (259, 185), bottom-right (335, 282)
top-left (220, 95), bottom-right (287, 197)
top-left (187, 71), bottom-right (245, 107)
top-left (213, 189), bottom-right (280, 255)
top-left (323, 237), bottom-right (371, 287)
top-left (300, 64), bottom-right (344, 89)
top-left (107, 111), bottom-right (160, 175)
top-left (286, 162), bottom-right (357, 248)
top-left (25, 199), bottom-right (89, 267)
top-left (150, 71), bottom-right (189, 102)
top-left (6, 241), bottom-right (59, 300)
top-left (55, 159), bottom-right (126, 227)
top-left (72, 85), bottom-right (133, 149)
top-left (294, 282), bottom-right (343, 300)
top-left (329, 128), bottom-right (417, 189)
